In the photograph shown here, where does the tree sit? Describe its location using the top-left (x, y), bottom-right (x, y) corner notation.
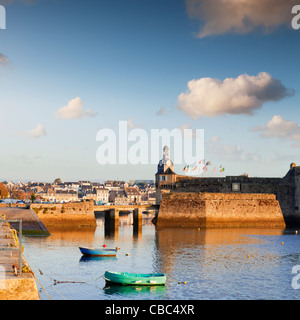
top-left (0, 183), bottom-right (8, 199)
top-left (30, 193), bottom-right (37, 203)
top-left (54, 178), bottom-right (62, 185)
top-left (12, 190), bottom-right (27, 200)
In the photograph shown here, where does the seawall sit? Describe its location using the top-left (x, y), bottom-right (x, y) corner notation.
top-left (0, 213), bottom-right (39, 300)
top-left (31, 201), bottom-right (96, 228)
top-left (157, 192), bottom-right (286, 228)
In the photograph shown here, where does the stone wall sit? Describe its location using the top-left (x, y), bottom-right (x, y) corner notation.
top-left (31, 201), bottom-right (96, 228)
top-left (157, 192), bottom-right (286, 228)
top-left (0, 214), bottom-right (39, 300)
top-left (0, 204), bottom-right (28, 208)
top-left (171, 168), bottom-right (299, 225)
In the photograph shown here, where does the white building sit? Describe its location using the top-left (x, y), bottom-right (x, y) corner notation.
top-left (95, 187), bottom-right (109, 203)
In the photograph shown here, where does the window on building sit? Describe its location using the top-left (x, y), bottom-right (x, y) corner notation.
top-left (232, 183), bottom-right (241, 192)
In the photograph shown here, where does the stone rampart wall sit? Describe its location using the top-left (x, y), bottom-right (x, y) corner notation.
top-left (157, 192), bottom-right (286, 228)
top-left (173, 173), bottom-right (297, 223)
top-left (30, 202), bottom-right (96, 228)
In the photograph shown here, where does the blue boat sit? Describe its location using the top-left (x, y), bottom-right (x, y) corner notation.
top-left (79, 247), bottom-right (118, 257)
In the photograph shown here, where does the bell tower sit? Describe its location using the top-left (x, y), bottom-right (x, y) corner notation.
top-left (155, 146), bottom-right (177, 204)
top-left (156, 145), bottom-right (174, 178)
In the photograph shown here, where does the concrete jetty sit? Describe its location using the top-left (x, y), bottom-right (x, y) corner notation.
top-left (0, 207), bottom-right (50, 236)
top-left (0, 212), bottom-right (39, 300)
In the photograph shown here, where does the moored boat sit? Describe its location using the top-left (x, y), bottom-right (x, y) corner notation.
top-left (104, 271), bottom-right (166, 286)
top-left (79, 247), bottom-right (118, 257)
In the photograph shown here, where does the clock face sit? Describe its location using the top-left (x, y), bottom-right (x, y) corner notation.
top-left (166, 160), bottom-right (172, 167)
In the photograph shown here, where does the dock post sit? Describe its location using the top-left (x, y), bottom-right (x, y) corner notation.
top-left (19, 220), bottom-right (22, 276)
top-left (104, 209), bottom-right (119, 238)
top-left (133, 208), bottom-right (143, 236)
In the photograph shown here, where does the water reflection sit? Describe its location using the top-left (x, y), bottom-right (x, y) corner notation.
top-left (24, 220), bottom-right (300, 300)
top-left (155, 227), bottom-right (286, 275)
top-left (79, 256), bottom-right (117, 263)
top-left (103, 284), bottom-right (166, 297)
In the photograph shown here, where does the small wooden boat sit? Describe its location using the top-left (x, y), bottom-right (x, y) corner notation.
top-left (104, 271), bottom-right (166, 286)
top-left (79, 247), bottom-right (117, 257)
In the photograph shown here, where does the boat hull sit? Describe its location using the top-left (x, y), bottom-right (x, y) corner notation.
top-left (104, 271), bottom-right (166, 286)
top-left (79, 247), bottom-right (117, 257)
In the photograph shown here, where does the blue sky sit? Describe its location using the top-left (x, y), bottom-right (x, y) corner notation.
top-left (0, 0), bottom-right (299, 182)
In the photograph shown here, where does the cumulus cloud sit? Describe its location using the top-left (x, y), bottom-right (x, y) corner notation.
top-left (20, 124), bottom-right (46, 138)
top-left (177, 72), bottom-right (294, 119)
top-left (253, 115), bottom-right (300, 147)
top-left (186, 0), bottom-right (299, 38)
top-left (55, 97), bottom-right (97, 120)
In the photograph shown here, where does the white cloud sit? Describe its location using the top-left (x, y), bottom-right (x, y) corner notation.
top-left (156, 106), bottom-right (166, 116)
top-left (55, 97), bottom-right (97, 120)
top-left (208, 136), bottom-right (261, 162)
top-left (127, 118), bottom-right (141, 129)
top-left (253, 115), bottom-right (300, 147)
top-left (0, 54), bottom-right (9, 66)
top-left (186, 0), bottom-right (299, 38)
top-left (178, 72), bottom-right (294, 119)
top-left (178, 123), bottom-right (199, 139)
top-left (20, 124), bottom-right (46, 138)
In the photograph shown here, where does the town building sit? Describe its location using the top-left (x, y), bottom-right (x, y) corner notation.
top-left (124, 187), bottom-right (141, 204)
top-left (95, 187), bottom-right (109, 204)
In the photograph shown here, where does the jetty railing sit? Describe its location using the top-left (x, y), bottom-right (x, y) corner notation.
top-left (0, 219), bottom-right (23, 276)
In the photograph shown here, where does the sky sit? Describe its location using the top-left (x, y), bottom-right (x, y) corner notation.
top-left (0, 0), bottom-right (299, 182)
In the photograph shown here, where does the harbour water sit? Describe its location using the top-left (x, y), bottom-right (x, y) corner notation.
top-left (23, 214), bottom-right (300, 300)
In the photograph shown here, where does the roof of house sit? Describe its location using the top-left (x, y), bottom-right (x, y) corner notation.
top-left (124, 187), bottom-right (140, 195)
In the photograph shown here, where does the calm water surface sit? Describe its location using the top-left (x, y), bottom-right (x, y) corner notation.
top-left (23, 215), bottom-right (300, 300)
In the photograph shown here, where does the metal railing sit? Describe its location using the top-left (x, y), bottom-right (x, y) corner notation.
top-left (0, 219), bottom-right (23, 276)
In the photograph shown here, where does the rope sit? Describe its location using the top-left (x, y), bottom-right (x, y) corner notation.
top-left (166, 275), bottom-right (187, 284)
top-left (26, 260), bottom-right (69, 300)
top-left (34, 274), bottom-right (53, 300)
top-left (36, 270), bottom-right (68, 300)
top-left (20, 235), bottom-right (107, 298)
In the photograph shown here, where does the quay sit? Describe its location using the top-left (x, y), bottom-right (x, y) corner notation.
top-left (30, 202), bottom-right (158, 231)
top-left (0, 212), bottom-right (39, 300)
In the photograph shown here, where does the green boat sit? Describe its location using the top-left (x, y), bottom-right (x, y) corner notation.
top-left (104, 271), bottom-right (166, 286)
